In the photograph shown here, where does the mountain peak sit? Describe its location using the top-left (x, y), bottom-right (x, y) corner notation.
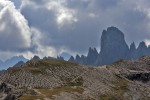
top-left (86, 47), bottom-right (98, 65)
top-left (0, 55), bottom-right (28, 70)
top-left (130, 42), bottom-right (136, 51)
top-left (107, 26), bottom-right (119, 31)
top-left (98, 26), bottom-right (129, 65)
top-left (106, 26), bottom-right (124, 37)
top-left (101, 27), bottom-right (126, 51)
top-left (57, 56), bottom-right (64, 60)
top-left (13, 61), bottom-right (25, 68)
top-left (138, 41), bottom-right (147, 49)
top-left (68, 56), bottom-right (75, 62)
top-left (31, 55), bottom-right (40, 61)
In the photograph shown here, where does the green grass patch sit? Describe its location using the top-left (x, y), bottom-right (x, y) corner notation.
top-left (19, 95), bottom-right (43, 100)
top-left (36, 59), bottom-right (79, 67)
top-left (20, 86), bottom-right (84, 100)
top-left (38, 86), bottom-right (84, 98)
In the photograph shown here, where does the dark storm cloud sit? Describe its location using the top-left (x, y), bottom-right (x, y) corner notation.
top-left (20, 0), bottom-right (150, 55)
top-left (21, 6), bottom-right (57, 34)
top-left (20, 0), bottom-right (118, 54)
top-left (1, 0), bottom-right (150, 60)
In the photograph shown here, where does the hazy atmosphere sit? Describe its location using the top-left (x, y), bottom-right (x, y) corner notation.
top-left (1, 1), bottom-right (150, 100)
top-left (1, 0), bottom-right (150, 60)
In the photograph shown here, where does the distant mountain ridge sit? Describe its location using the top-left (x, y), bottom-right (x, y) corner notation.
top-left (69, 26), bottom-right (150, 66)
top-left (1, 26), bottom-right (150, 69)
top-left (0, 56), bottom-right (28, 70)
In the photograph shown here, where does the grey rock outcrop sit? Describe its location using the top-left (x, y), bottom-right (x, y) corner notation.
top-left (13, 61), bottom-right (25, 68)
top-left (68, 47), bottom-right (98, 65)
top-left (57, 56), bottom-right (64, 61)
top-left (68, 26), bottom-right (150, 66)
top-left (96, 26), bottom-right (129, 65)
top-left (129, 42), bottom-right (137, 59)
top-left (129, 41), bottom-right (150, 60)
top-left (130, 42), bottom-right (136, 52)
top-left (86, 47), bottom-right (98, 65)
top-left (31, 56), bottom-right (40, 61)
top-left (75, 55), bottom-right (81, 63)
top-left (68, 56), bottom-right (75, 62)
top-left (136, 41), bottom-right (148, 58)
top-left (0, 82), bottom-right (17, 100)
top-left (80, 55), bottom-right (86, 64)
top-left (43, 56), bottom-right (56, 60)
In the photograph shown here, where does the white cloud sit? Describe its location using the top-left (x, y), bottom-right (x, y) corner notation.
top-left (19, 0), bottom-right (150, 54)
top-left (29, 27), bottom-right (58, 58)
top-left (56, 8), bottom-right (77, 28)
top-left (0, 0), bottom-right (32, 51)
top-left (21, 0), bottom-right (77, 28)
top-left (1, 0), bottom-right (150, 60)
top-left (145, 39), bottom-right (150, 46)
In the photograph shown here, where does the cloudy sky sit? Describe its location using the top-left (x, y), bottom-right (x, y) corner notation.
top-left (0, 0), bottom-right (150, 60)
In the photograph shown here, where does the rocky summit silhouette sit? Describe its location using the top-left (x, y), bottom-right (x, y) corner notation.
top-left (68, 48), bottom-right (99, 65)
top-left (96, 27), bottom-right (129, 65)
top-left (69, 26), bottom-right (150, 66)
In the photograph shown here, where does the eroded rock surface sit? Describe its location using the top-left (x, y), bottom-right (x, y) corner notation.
top-left (1, 57), bottom-right (150, 100)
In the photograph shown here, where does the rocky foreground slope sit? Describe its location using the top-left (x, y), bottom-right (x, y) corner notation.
top-left (1, 56), bottom-right (150, 100)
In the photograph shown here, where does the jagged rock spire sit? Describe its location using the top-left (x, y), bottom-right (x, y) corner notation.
top-left (86, 47), bottom-right (98, 65)
top-left (57, 56), bottom-right (64, 60)
top-left (97, 26), bottom-right (129, 65)
top-left (67, 27), bottom-right (150, 66)
top-left (138, 41), bottom-right (147, 49)
top-left (68, 56), bottom-right (75, 62)
top-left (130, 42), bottom-right (136, 52)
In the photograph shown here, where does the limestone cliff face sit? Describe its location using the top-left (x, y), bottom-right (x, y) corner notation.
top-left (129, 42), bottom-right (136, 59)
top-left (69, 47), bottom-right (98, 65)
top-left (96, 27), bottom-right (129, 65)
top-left (85, 48), bottom-right (98, 65)
top-left (68, 26), bottom-right (150, 66)
top-left (136, 41), bottom-right (148, 58)
top-left (129, 41), bottom-right (150, 60)
top-left (68, 56), bottom-right (75, 62)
